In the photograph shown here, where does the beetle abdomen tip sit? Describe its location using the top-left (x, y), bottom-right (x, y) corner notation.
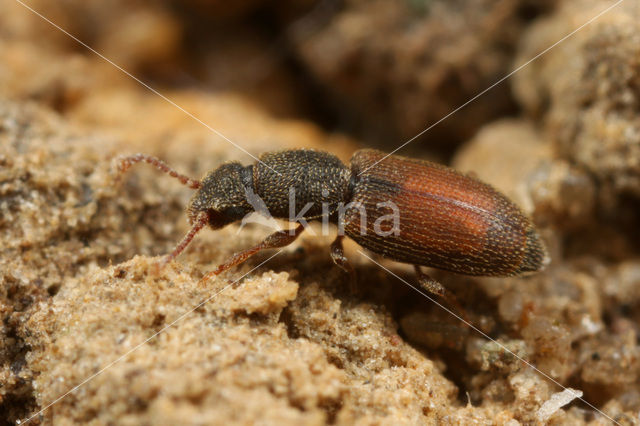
top-left (517, 228), bottom-right (549, 274)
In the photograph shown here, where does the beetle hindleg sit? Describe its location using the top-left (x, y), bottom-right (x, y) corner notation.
top-left (413, 265), bottom-right (469, 324)
top-left (330, 235), bottom-right (357, 293)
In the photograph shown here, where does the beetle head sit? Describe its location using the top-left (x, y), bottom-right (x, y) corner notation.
top-left (187, 162), bottom-right (253, 229)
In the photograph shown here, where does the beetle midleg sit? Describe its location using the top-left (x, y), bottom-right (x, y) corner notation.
top-left (330, 235), bottom-right (357, 293)
top-left (413, 266), bottom-right (469, 325)
top-left (207, 223), bottom-right (306, 278)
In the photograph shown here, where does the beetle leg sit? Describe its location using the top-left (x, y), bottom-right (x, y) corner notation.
top-left (413, 266), bottom-right (469, 325)
top-left (330, 235), bottom-right (357, 293)
top-left (204, 223), bottom-right (306, 281)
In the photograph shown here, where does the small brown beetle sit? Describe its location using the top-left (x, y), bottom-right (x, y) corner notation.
top-left (116, 149), bottom-right (548, 299)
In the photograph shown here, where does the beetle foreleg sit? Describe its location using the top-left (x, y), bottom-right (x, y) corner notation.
top-left (200, 223), bottom-right (306, 285)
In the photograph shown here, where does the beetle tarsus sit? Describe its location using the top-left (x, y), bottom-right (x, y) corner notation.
top-left (413, 265), bottom-right (469, 326)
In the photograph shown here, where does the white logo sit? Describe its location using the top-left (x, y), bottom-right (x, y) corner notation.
top-left (236, 186), bottom-right (401, 237)
top-left (236, 187), bottom-right (283, 233)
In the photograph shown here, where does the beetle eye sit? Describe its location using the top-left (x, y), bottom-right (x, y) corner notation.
top-left (204, 209), bottom-right (226, 229)
top-left (223, 206), bottom-right (249, 220)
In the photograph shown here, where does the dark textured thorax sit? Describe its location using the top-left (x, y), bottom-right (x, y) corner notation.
top-left (344, 149), bottom-right (541, 276)
top-left (253, 149), bottom-right (352, 220)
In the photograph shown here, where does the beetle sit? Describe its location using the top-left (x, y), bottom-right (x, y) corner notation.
top-left (116, 149), bottom-right (548, 301)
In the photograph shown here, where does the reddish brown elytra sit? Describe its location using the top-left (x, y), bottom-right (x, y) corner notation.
top-left (115, 149), bottom-right (548, 304)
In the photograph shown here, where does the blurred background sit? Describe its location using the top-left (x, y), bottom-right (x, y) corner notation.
top-left (1, 0), bottom-right (562, 159)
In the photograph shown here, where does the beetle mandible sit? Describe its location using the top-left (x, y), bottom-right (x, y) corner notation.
top-left (116, 149), bottom-right (548, 299)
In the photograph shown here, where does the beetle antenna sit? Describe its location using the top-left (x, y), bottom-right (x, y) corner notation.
top-left (157, 211), bottom-right (209, 271)
top-left (115, 153), bottom-right (202, 189)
